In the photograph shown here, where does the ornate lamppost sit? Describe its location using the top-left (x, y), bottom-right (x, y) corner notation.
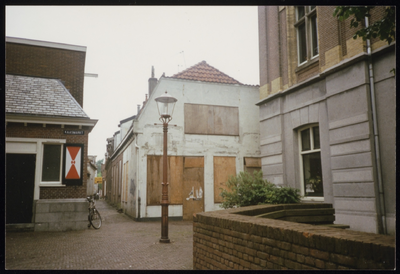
top-left (155, 91), bottom-right (177, 243)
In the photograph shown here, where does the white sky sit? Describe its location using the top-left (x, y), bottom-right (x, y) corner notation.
top-left (6, 6), bottom-right (260, 162)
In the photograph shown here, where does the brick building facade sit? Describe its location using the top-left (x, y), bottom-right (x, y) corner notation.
top-left (6, 37), bottom-right (97, 231)
top-left (6, 37), bottom-right (86, 106)
top-left (257, 6), bottom-right (395, 235)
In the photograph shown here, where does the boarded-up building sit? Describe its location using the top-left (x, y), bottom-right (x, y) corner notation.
top-left (105, 61), bottom-right (260, 220)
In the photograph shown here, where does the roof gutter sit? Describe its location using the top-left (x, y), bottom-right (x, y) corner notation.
top-left (6, 113), bottom-right (98, 129)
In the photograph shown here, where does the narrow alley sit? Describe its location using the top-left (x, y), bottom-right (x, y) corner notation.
top-left (5, 199), bottom-right (193, 270)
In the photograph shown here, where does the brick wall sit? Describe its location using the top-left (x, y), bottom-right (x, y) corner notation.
top-left (258, 6), bottom-right (268, 88)
top-left (6, 123), bottom-right (89, 199)
top-left (296, 61), bottom-right (319, 83)
top-left (279, 8), bottom-right (289, 88)
top-left (317, 6), bottom-right (341, 69)
top-left (193, 204), bottom-right (395, 270)
top-left (259, 6), bottom-right (391, 96)
top-left (266, 6), bottom-right (280, 88)
top-left (6, 42), bottom-right (86, 107)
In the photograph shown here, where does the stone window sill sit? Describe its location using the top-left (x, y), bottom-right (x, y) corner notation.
top-left (295, 56), bottom-right (319, 73)
top-left (40, 183), bottom-right (66, 187)
top-left (301, 196), bottom-right (324, 202)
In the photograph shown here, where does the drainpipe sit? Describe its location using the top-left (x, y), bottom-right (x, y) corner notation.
top-left (365, 16), bottom-right (387, 234)
top-left (135, 134), bottom-right (141, 220)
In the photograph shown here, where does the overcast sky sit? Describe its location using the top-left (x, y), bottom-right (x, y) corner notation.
top-left (6, 6), bottom-right (260, 161)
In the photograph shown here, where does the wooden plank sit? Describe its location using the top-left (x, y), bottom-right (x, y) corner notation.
top-left (147, 155), bottom-right (184, 205)
top-left (214, 156), bottom-right (236, 203)
top-left (184, 104), bottom-right (210, 134)
top-left (182, 157), bottom-right (204, 220)
top-left (184, 104), bottom-right (239, 136)
top-left (244, 157), bottom-right (261, 167)
top-left (169, 156), bottom-right (183, 205)
top-left (244, 167), bottom-right (262, 176)
top-left (146, 155), bottom-right (162, 205)
top-left (184, 157), bottom-right (204, 168)
top-left (207, 105), bottom-right (215, 134)
top-left (213, 106), bottom-right (239, 136)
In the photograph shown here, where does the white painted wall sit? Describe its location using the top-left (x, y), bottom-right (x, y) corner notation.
top-left (87, 155), bottom-right (97, 196)
top-left (120, 120), bottom-right (133, 141)
top-left (114, 132), bottom-right (121, 150)
top-left (129, 77), bottom-right (260, 219)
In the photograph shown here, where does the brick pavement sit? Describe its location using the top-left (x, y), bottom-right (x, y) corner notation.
top-left (5, 199), bottom-right (193, 270)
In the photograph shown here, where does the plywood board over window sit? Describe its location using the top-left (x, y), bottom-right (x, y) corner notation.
top-left (147, 155), bottom-right (183, 205)
top-left (123, 161), bottom-right (129, 202)
top-left (244, 157), bottom-right (262, 176)
top-left (147, 155), bottom-right (204, 220)
top-left (184, 103), bottom-right (239, 136)
top-left (169, 156), bottom-right (184, 204)
top-left (214, 156), bottom-right (236, 203)
top-left (182, 157), bottom-right (204, 220)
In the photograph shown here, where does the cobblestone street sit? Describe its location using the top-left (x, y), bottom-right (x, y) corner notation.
top-left (5, 200), bottom-right (193, 270)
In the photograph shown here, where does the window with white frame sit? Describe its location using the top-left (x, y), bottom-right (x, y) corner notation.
top-left (295, 6), bottom-right (319, 65)
top-left (41, 144), bottom-right (62, 183)
top-left (299, 125), bottom-right (323, 198)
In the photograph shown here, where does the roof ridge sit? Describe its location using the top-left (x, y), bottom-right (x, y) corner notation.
top-left (55, 78), bottom-right (90, 118)
top-left (168, 60), bottom-right (243, 85)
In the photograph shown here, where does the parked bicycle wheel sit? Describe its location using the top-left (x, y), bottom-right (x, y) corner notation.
top-left (89, 209), bottom-right (102, 229)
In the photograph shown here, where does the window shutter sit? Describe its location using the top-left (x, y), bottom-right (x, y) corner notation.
top-left (62, 143), bottom-right (84, 186)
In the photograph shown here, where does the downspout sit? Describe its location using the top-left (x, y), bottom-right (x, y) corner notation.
top-left (135, 133), bottom-right (141, 221)
top-left (365, 16), bottom-right (387, 234)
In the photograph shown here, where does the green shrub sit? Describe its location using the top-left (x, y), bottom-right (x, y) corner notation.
top-left (219, 170), bottom-right (301, 209)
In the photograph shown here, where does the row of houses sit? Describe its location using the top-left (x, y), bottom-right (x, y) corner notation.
top-left (103, 6), bottom-right (395, 235)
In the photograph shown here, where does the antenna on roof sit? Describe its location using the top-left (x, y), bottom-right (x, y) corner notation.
top-left (180, 51), bottom-right (187, 69)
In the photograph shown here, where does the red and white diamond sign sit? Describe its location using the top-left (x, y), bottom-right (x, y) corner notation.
top-left (65, 146), bottom-right (81, 179)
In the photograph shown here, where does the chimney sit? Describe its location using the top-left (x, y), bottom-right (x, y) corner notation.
top-left (148, 66), bottom-right (158, 98)
top-left (137, 104), bottom-right (141, 115)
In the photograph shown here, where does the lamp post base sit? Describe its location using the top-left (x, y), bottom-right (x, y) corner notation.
top-left (159, 238), bottom-right (171, 243)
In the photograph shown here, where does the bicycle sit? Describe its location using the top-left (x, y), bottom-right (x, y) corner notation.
top-left (87, 196), bottom-right (102, 229)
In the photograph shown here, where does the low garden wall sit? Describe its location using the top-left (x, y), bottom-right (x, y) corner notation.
top-left (193, 204), bottom-right (395, 270)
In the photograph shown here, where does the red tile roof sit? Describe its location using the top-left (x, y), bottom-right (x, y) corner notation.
top-left (166, 61), bottom-right (243, 85)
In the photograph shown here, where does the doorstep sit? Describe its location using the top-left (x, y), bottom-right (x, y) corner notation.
top-left (6, 223), bottom-right (35, 232)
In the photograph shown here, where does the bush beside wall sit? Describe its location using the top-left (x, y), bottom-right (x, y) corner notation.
top-left (193, 204), bottom-right (395, 270)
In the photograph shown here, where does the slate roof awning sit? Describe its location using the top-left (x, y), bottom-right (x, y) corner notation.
top-left (6, 74), bottom-right (89, 118)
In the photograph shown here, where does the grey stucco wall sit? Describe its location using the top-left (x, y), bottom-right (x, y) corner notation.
top-left (34, 199), bottom-right (88, 231)
top-left (258, 47), bottom-right (395, 235)
top-left (372, 49), bottom-right (396, 235)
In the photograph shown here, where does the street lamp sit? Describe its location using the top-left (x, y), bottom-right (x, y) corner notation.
top-left (155, 91), bottom-right (177, 243)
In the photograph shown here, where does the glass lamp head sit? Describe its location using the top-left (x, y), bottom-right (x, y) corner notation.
top-left (155, 91), bottom-right (177, 119)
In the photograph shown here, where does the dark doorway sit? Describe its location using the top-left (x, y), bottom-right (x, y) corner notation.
top-left (6, 154), bottom-right (36, 224)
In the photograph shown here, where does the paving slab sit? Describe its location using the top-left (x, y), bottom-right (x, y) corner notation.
top-left (5, 199), bottom-right (193, 270)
